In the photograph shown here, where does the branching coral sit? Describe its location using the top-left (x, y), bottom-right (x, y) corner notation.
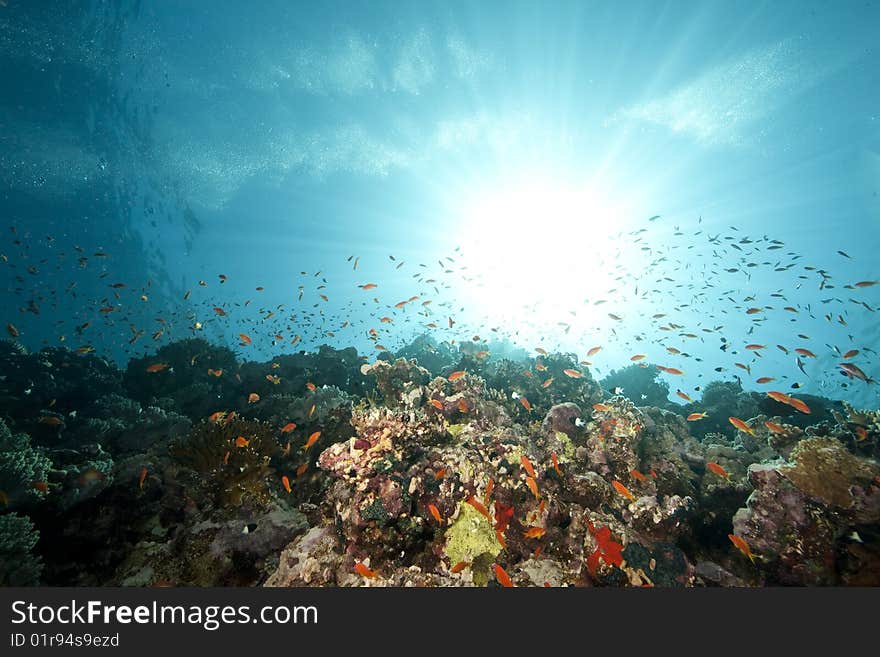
top-left (0, 512), bottom-right (43, 585)
top-left (0, 418), bottom-right (51, 509)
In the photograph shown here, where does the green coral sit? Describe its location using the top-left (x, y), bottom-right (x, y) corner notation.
top-left (0, 513), bottom-right (43, 585)
top-left (554, 431), bottom-right (576, 460)
top-left (0, 418), bottom-right (51, 509)
top-left (443, 502), bottom-right (502, 566)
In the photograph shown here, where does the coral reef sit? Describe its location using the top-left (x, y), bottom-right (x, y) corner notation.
top-left (0, 512), bottom-right (43, 585)
top-left (0, 418), bottom-right (51, 509)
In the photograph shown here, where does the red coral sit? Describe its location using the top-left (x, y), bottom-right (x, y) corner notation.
top-left (586, 521), bottom-right (624, 576)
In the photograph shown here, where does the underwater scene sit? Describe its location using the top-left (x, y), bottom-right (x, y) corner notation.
top-left (1, 1), bottom-right (879, 588)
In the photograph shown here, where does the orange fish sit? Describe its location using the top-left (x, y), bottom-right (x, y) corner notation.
top-left (434, 468), bottom-right (446, 480)
top-left (138, 467), bottom-right (147, 489)
top-left (706, 462), bottom-right (730, 480)
top-left (209, 411), bottom-right (227, 423)
top-left (266, 374), bottom-right (281, 384)
top-left (450, 561), bottom-right (469, 574)
top-left (520, 455), bottom-right (536, 478)
top-left (855, 426), bottom-right (869, 441)
top-left (535, 363), bottom-right (547, 372)
top-left (587, 346), bottom-right (602, 357)
top-left (359, 283), bottom-right (378, 290)
top-left (676, 389), bottom-right (692, 402)
top-left (239, 333), bottom-right (252, 345)
top-left (520, 396), bottom-right (532, 412)
top-left (296, 462), bottom-right (308, 477)
top-left (563, 368), bottom-right (583, 378)
top-left (354, 562), bottom-right (378, 579)
top-left (656, 365), bottom-right (684, 375)
top-left (303, 431), bottom-right (321, 450)
top-left (428, 503), bottom-right (443, 524)
top-left (766, 390), bottom-right (791, 404)
top-left (484, 478), bottom-right (494, 505)
top-left (728, 534), bottom-right (757, 564)
top-left (429, 399), bottom-right (444, 410)
top-left (764, 420), bottom-right (785, 434)
top-left (526, 476), bottom-right (540, 500)
top-left (212, 307), bottom-right (227, 316)
top-left (630, 354), bottom-right (646, 361)
top-left (542, 377), bottom-right (554, 388)
top-left (842, 349), bottom-right (859, 360)
top-left (551, 452), bottom-right (562, 476)
top-left (235, 436), bottom-right (250, 448)
top-left (795, 348), bottom-right (816, 358)
top-left (33, 481), bottom-right (48, 493)
top-left (854, 280), bottom-right (879, 287)
top-left (593, 403), bottom-right (611, 412)
top-left (207, 368), bottom-right (223, 377)
top-left (38, 415), bottom-right (63, 426)
top-left (448, 370), bottom-right (466, 382)
top-left (457, 398), bottom-right (469, 413)
top-left (306, 382), bottom-right (316, 391)
top-left (612, 480), bottom-right (636, 502)
top-left (282, 475), bottom-right (292, 493)
top-left (786, 397), bottom-right (811, 414)
top-left (728, 416), bottom-right (756, 436)
top-left (466, 495), bottom-right (492, 522)
top-left (755, 377), bottom-right (775, 384)
top-left (745, 344), bottom-right (765, 350)
top-left (474, 350), bottom-right (490, 359)
top-left (146, 363), bottom-right (170, 373)
top-left (746, 307), bottom-right (763, 314)
top-left (493, 564), bottom-right (514, 587)
top-left (247, 393), bottom-right (260, 404)
top-left (629, 469), bottom-right (647, 482)
top-left (535, 347), bottom-right (548, 355)
top-left (687, 412), bottom-right (708, 421)
top-left (281, 422), bottom-right (297, 433)
top-left (523, 526), bottom-right (546, 539)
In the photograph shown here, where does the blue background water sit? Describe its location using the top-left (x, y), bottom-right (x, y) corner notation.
top-left (1, 0), bottom-right (878, 407)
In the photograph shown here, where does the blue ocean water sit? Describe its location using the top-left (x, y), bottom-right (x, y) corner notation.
top-left (2, 0), bottom-right (878, 408)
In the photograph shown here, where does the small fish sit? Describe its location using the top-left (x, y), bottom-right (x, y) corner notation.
top-left (563, 368), bottom-right (583, 378)
top-left (551, 452), bottom-right (562, 476)
top-left (296, 462), bottom-right (308, 477)
top-left (247, 392), bottom-right (260, 404)
top-left (354, 562), bottom-right (378, 579)
top-left (520, 455), bottom-right (537, 478)
top-left (484, 478), bottom-right (494, 504)
top-left (676, 389), bottom-right (692, 402)
top-left (266, 374), bottom-right (281, 384)
top-left (235, 436), bottom-right (250, 448)
top-left (306, 382), bottom-right (316, 391)
top-left (592, 403), bottom-right (612, 412)
top-left (6, 323), bottom-right (19, 337)
top-left (764, 420), bottom-right (785, 434)
top-left (728, 534), bottom-right (758, 564)
top-left (146, 363), bottom-right (170, 373)
top-left (574, 417), bottom-right (586, 427)
top-left (839, 362), bottom-right (874, 383)
top-left (706, 462), bottom-right (731, 480)
top-left (794, 348), bottom-right (816, 358)
top-left (138, 467), bottom-right (147, 489)
top-left (842, 349), bottom-right (859, 360)
top-left (656, 365), bottom-right (684, 375)
top-left (238, 333), bottom-right (252, 345)
top-left (587, 346), bottom-right (602, 357)
top-left (223, 451), bottom-right (230, 465)
top-left (428, 503), bottom-right (443, 524)
top-left (687, 412), bottom-right (708, 421)
top-left (755, 377), bottom-right (775, 384)
top-left (493, 564), bottom-right (514, 587)
top-left (612, 480), bottom-right (636, 502)
top-left (303, 431), bottom-right (321, 450)
top-left (520, 396), bottom-right (532, 412)
top-left (450, 561), bottom-right (469, 574)
top-left (33, 481), bottom-right (48, 493)
top-left (854, 280), bottom-right (878, 287)
top-left (466, 495), bottom-right (492, 522)
top-left (429, 399), bottom-right (444, 410)
top-left (212, 307), bottom-right (227, 316)
top-left (728, 416), bottom-right (756, 436)
top-left (457, 398), bottom-right (469, 413)
top-left (38, 415), bottom-right (63, 426)
top-left (207, 368), bottom-right (223, 377)
top-left (308, 403), bottom-right (316, 418)
top-left (358, 283), bottom-right (378, 290)
top-left (629, 469), bottom-right (648, 482)
top-left (448, 370), bottom-right (466, 382)
top-left (630, 354), bottom-right (646, 361)
top-left (280, 422), bottom-right (297, 433)
top-left (526, 476), bottom-right (540, 499)
top-left (523, 526), bottom-right (546, 539)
